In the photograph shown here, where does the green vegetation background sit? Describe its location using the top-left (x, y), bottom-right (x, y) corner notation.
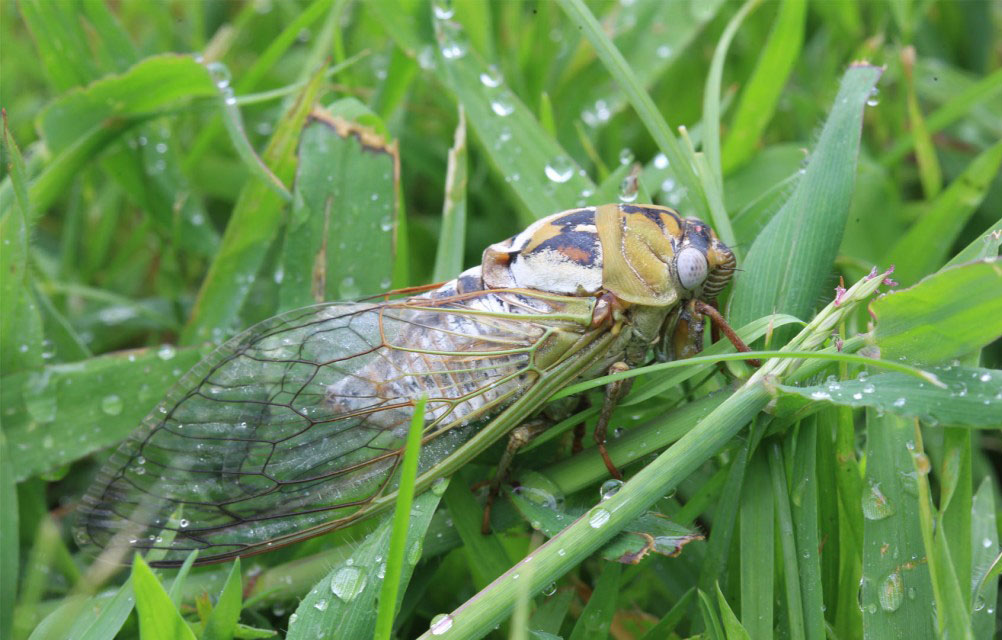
top-left (1, 1), bottom-right (1000, 639)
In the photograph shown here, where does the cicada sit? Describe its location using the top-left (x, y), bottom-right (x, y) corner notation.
top-left (77, 203), bottom-right (740, 567)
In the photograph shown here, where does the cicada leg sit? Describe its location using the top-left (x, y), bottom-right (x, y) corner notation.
top-left (483, 419), bottom-right (552, 534)
top-left (593, 361), bottom-right (632, 480)
top-left (693, 300), bottom-right (761, 367)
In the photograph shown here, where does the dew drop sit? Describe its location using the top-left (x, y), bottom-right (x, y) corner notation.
top-left (588, 507), bottom-right (611, 528)
top-left (979, 372), bottom-right (991, 382)
top-left (179, 518), bottom-right (189, 528)
top-left (313, 599), bottom-right (328, 611)
top-left (599, 479), bottom-right (623, 500)
top-left (892, 397), bottom-right (906, 408)
top-left (879, 570), bottom-right (903, 612)
top-left (653, 153), bottom-right (669, 169)
top-left (431, 477), bottom-right (449, 495)
top-left (432, 0), bottom-right (454, 20)
top-left (618, 148), bottom-right (634, 165)
top-left (490, 92), bottom-right (515, 117)
top-left (407, 540), bottom-right (423, 565)
top-left (861, 482), bottom-right (893, 520)
top-left (479, 65), bottom-right (503, 88)
top-left (157, 344), bottom-right (176, 361)
top-left (866, 88), bottom-right (879, 107)
top-left (439, 22), bottom-right (467, 60)
top-left (544, 155), bottom-right (574, 183)
top-left (656, 44), bottom-right (672, 59)
top-left (429, 614), bottom-right (453, 635)
top-left (862, 383), bottom-right (876, 394)
top-left (380, 215), bottom-right (393, 232)
top-left (206, 61), bottom-right (231, 88)
top-left (338, 276), bottom-right (360, 300)
top-left (330, 565), bottom-right (366, 602)
top-left (101, 394), bottom-right (123, 416)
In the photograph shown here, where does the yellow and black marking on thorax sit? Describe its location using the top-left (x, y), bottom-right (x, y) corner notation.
top-left (480, 203), bottom-right (735, 306)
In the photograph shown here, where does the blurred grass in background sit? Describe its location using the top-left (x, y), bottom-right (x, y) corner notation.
top-left (1, 0), bottom-right (1001, 639)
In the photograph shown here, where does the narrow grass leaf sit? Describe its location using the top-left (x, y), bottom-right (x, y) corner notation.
top-left (374, 396), bottom-right (429, 640)
top-left (777, 365), bottom-right (1001, 427)
top-left (74, 578), bottom-right (136, 640)
top-left (0, 433), bottom-right (17, 640)
top-left (880, 65), bottom-right (1002, 166)
top-left (945, 216), bottom-right (1001, 268)
top-left (722, 0), bottom-right (806, 173)
top-left (442, 467), bottom-right (510, 589)
top-left (790, 419), bottom-right (825, 640)
top-left (729, 64), bottom-right (882, 332)
top-left (910, 427), bottom-right (972, 640)
top-left (739, 447), bottom-right (773, 639)
top-left (860, 413), bottom-right (934, 637)
top-left (637, 588), bottom-right (695, 640)
top-left (182, 67), bottom-right (326, 344)
top-left (528, 590), bottom-right (573, 636)
top-left (567, 561), bottom-right (620, 640)
top-left (971, 478), bottom-right (999, 640)
top-left (887, 140), bottom-right (1002, 287)
top-left (166, 551), bottom-right (199, 607)
top-left (2, 344), bottom-right (208, 482)
top-left (132, 554), bottom-right (197, 640)
top-left (716, 583), bottom-right (751, 640)
top-left (279, 104), bottom-right (399, 310)
top-left (768, 442), bottom-right (806, 640)
top-left (37, 55), bottom-right (216, 153)
top-left (698, 589), bottom-right (726, 640)
top-left (557, 0), bottom-right (708, 218)
top-left (702, 0), bottom-right (761, 197)
top-left (426, 14), bottom-right (595, 222)
top-left (433, 107), bottom-right (468, 282)
top-left (202, 558), bottom-right (242, 640)
top-left (1, 115), bottom-right (44, 374)
top-left (872, 259), bottom-right (1002, 364)
top-left (901, 46), bottom-right (942, 199)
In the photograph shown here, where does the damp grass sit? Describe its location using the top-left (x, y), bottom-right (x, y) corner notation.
top-left (2, 2), bottom-right (1000, 640)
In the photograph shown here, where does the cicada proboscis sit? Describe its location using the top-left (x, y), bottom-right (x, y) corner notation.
top-left (77, 203), bottom-right (747, 567)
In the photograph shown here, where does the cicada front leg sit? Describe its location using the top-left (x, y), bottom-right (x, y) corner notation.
top-left (593, 361), bottom-right (632, 480)
top-left (482, 419), bottom-right (553, 534)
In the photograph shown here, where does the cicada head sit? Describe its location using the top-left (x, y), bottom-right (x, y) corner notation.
top-left (595, 204), bottom-right (735, 306)
top-left (479, 204), bottom-right (735, 307)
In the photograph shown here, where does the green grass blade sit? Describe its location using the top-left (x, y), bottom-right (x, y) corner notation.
top-left (790, 419), bottom-right (825, 640)
top-left (74, 578), bottom-right (136, 640)
top-left (373, 395), bottom-right (428, 640)
top-left (910, 426), bottom-right (972, 640)
top-left (739, 446), bottom-right (773, 639)
top-left (1, 115), bottom-right (44, 374)
top-left (901, 46), bottom-right (942, 199)
top-left (860, 414), bottom-right (934, 637)
top-left (887, 140), bottom-right (1002, 288)
top-left (556, 0), bottom-right (707, 218)
top-left (729, 63), bottom-right (882, 332)
top-left (166, 551), bottom-right (199, 606)
top-left (423, 12), bottom-right (595, 223)
top-left (202, 558), bottom-right (242, 640)
top-left (880, 65), bottom-right (1002, 166)
top-left (940, 427), bottom-right (972, 613)
top-left (702, 0), bottom-right (761, 198)
top-left (181, 67), bottom-right (325, 344)
top-left (567, 562), bottom-right (620, 640)
top-left (716, 582), bottom-right (751, 640)
top-left (433, 107), bottom-right (469, 282)
top-left (279, 103), bottom-right (399, 310)
top-left (971, 478), bottom-right (999, 639)
top-left (2, 344), bottom-right (208, 482)
top-left (872, 259), bottom-right (1002, 364)
top-left (442, 467), bottom-right (511, 590)
top-left (0, 433), bottom-right (17, 640)
top-left (722, 0), bottom-right (806, 174)
top-left (945, 216), bottom-right (1001, 268)
top-left (131, 554), bottom-right (196, 640)
top-left (768, 441), bottom-right (806, 640)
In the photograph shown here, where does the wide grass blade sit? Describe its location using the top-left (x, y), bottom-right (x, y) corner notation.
top-left (279, 102), bottom-right (400, 310)
top-left (131, 554), bottom-right (196, 640)
top-left (729, 63), bottom-right (883, 332)
top-left (871, 259), bottom-right (1002, 364)
top-left (2, 344), bottom-right (208, 482)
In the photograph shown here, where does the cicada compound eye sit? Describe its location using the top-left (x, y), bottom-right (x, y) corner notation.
top-left (676, 247), bottom-right (708, 291)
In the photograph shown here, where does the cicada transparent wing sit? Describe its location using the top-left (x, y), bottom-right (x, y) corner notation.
top-left (76, 288), bottom-right (602, 566)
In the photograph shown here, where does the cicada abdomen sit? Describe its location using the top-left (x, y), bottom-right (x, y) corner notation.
top-left (77, 204), bottom-right (735, 566)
